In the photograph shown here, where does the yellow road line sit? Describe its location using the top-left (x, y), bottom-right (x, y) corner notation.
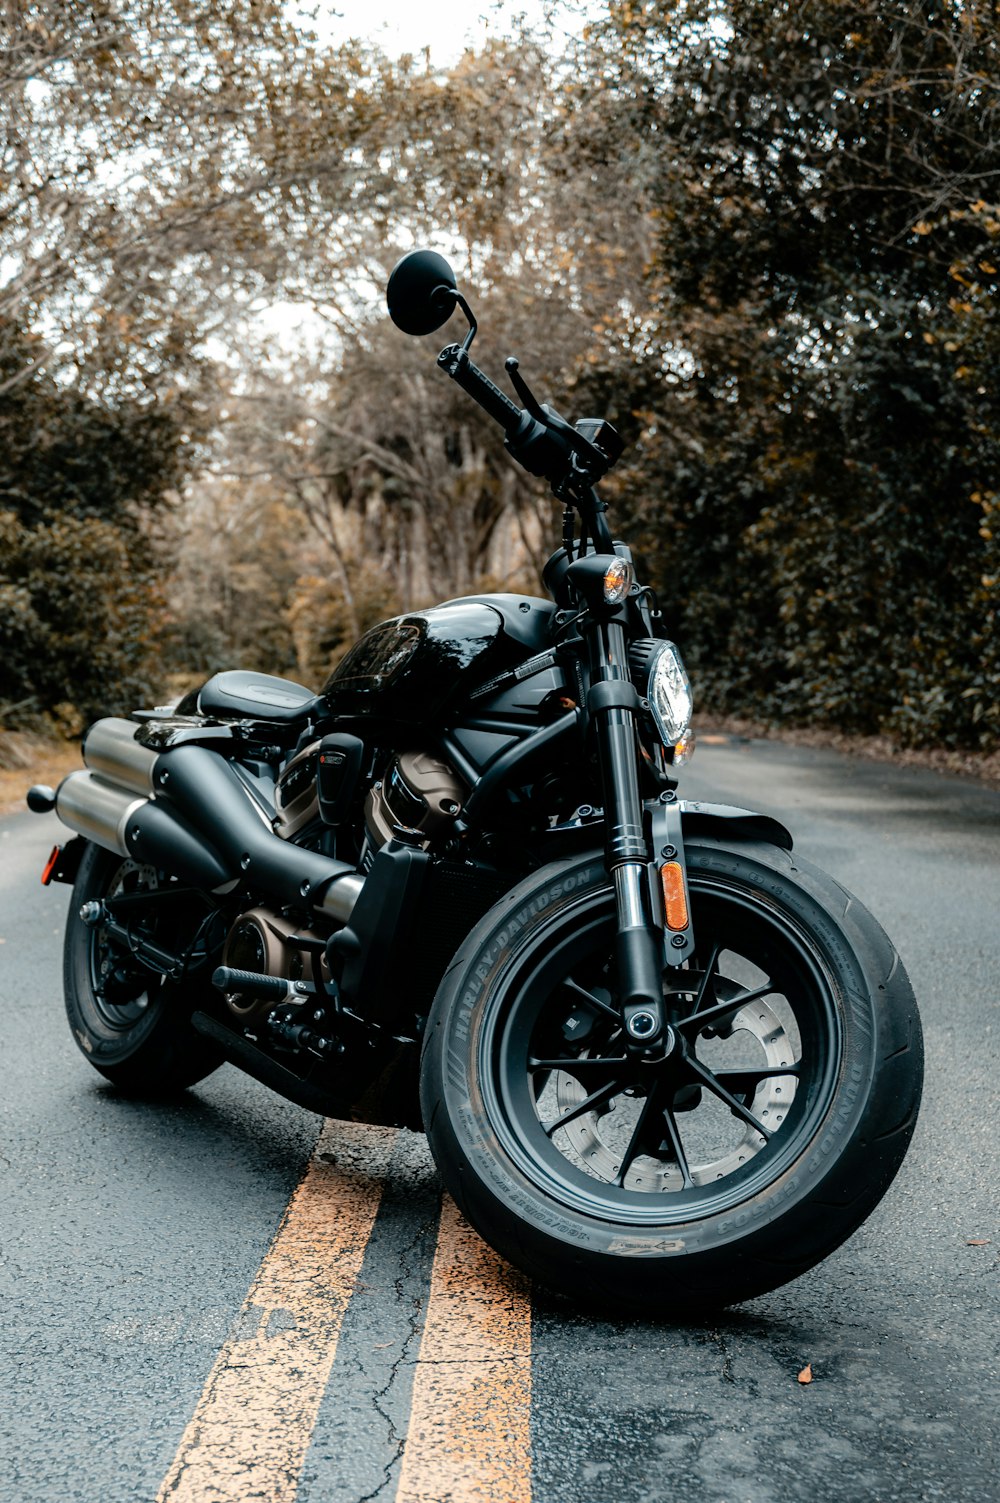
top-left (157, 1119), bottom-right (397, 1503)
top-left (395, 1194), bottom-right (532, 1503)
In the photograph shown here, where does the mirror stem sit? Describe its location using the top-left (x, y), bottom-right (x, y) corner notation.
top-left (454, 292), bottom-right (478, 352)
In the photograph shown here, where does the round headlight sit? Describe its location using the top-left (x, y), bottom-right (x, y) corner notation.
top-left (630, 639), bottom-right (693, 746)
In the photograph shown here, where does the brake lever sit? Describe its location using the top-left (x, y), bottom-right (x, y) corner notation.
top-left (504, 357), bottom-right (608, 476)
top-left (504, 357), bottom-right (546, 421)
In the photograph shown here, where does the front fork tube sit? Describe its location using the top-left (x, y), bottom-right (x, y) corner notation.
top-left (588, 620), bottom-right (667, 1047)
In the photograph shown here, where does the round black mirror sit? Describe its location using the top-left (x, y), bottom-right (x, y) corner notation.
top-left (386, 249), bottom-right (458, 336)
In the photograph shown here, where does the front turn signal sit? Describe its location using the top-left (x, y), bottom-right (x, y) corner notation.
top-left (673, 728), bottom-right (696, 766)
top-left (602, 558), bottom-right (634, 604)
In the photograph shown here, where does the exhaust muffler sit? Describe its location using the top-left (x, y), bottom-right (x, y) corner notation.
top-left (81, 717), bottom-right (158, 795)
top-left (56, 770), bottom-right (145, 854)
top-left (53, 718), bottom-right (363, 922)
top-left (55, 768), bottom-right (234, 891)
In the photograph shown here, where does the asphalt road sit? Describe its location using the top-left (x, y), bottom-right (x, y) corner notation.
top-left (1, 738), bottom-right (997, 1503)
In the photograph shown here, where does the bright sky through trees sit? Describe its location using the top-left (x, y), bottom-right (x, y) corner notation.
top-left (302, 0), bottom-right (555, 64)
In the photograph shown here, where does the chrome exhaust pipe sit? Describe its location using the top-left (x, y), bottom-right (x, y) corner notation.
top-left (319, 870), bottom-right (365, 922)
top-left (54, 723), bottom-right (364, 923)
top-left (55, 770), bottom-right (144, 856)
top-left (54, 770), bottom-right (233, 889)
top-left (81, 717), bottom-right (158, 796)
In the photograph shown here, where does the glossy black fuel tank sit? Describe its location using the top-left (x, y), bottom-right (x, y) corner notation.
top-left (321, 595), bottom-right (555, 728)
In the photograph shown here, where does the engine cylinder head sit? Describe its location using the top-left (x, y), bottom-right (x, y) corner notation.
top-left (365, 751), bottom-right (466, 849)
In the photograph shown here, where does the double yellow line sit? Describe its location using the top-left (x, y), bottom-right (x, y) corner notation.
top-left (156, 1121), bottom-right (532, 1503)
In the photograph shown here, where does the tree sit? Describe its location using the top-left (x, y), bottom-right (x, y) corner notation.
top-left (568, 0), bottom-right (1000, 747)
top-left (215, 309), bottom-right (550, 630)
top-left (156, 476), bottom-right (308, 682)
top-left (0, 0), bottom-right (379, 722)
top-left (0, 320), bottom-right (190, 724)
top-left (0, 506), bottom-right (164, 726)
top-left (196, 29), bottom-right (631, 633)
top-left (7, 0), bottom-right (993, 753)
top-left (0, 9), bottom-right (603, 713)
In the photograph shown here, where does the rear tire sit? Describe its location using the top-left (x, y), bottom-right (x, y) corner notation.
top-left (64, 842), bottom-right (224, 1095)
top-left (420, 840), bottom-right (922, 1313)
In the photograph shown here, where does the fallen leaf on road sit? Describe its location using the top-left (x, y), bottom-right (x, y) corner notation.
top-left (966, 1239), bottom-right (991, 1246)
top-left (798, 1364), bottom-right (813, 1384)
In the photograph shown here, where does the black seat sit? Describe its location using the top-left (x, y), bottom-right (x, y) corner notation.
top-left (188, 670), bottom-right (320, 724)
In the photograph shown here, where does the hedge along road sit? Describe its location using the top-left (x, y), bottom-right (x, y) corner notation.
top-left (1, 738), bottom-right (997, 1503)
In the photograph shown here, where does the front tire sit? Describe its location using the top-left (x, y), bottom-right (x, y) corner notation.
top-left (64, 842), bottom-right (224, 1094)
top-left (420, 840), bottom-right (922, 1313)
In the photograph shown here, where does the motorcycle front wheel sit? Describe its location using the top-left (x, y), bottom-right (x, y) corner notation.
top-left (420, 840), bottom-right (922, 1312)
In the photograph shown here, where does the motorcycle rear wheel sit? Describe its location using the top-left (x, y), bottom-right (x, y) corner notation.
top-left (64, 842), bottom-right (224, 1094)
top-left (420, 840), bottom-right (922, 1312)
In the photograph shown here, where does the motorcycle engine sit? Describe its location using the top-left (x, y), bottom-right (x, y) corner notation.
top-left (365, 751), bottom-right (466, 850)
top-left (221, 907), bottom-right (326, 1023)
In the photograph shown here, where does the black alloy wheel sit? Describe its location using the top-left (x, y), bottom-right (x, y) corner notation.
top-left (488, 884), bottom-right (839, 1225)
top-left (421, 841), bottom-right (922, 1311)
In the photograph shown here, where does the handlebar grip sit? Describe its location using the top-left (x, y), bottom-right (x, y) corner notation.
top-left (439, 346), bottom-right (523, 432)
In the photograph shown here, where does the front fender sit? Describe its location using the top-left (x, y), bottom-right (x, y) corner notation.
top-left (541, 798), bottom-right (794, 863)
top-left (679, 799), bottom-right (793, 852)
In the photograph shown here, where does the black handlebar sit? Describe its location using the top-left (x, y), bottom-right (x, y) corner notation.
top-left (388, 248), bottom-right (623, 511)
top-left (438, 345), bottom-right (524, 433)
top-left (435, 339), bottom-right (620, 558)
top-left (438, 342), bottom-right (601, 487)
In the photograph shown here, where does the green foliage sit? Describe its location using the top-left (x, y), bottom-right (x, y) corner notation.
top-left (0, 324), bottom-right (192, 726)
top-left (0, 325), bottom-right (197, 525)
top-left (573, 0), bottom-right (1000, 748)
top-left (2, 1), bottom-right (997, 753)
top-left (1, 9), bottom-right (563, 708)
top-left (0, 509), bottom-right (162, 726)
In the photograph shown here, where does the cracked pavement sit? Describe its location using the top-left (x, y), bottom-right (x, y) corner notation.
top-left (297, 1131), bottom-right (441, 1503)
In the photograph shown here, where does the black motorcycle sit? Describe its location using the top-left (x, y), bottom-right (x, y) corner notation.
top-left (28, 251), bottom-right (922, 1312)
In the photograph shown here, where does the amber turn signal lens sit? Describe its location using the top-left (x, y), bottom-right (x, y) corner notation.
top-left (603, 558), bottom-right (634, 604)
top-left (673, 728), bottom-right (696, 765)
top-left (660, 860), bottom-right (689, 931)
